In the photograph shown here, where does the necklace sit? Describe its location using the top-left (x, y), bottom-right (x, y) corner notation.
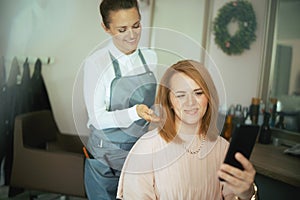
top-left (184, 135), bottom-right (206, 155)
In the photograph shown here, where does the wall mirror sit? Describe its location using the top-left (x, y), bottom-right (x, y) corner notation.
top-left (260, 0), bottom-right (300, 133)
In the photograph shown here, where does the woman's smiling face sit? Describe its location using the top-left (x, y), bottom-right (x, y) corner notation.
top-left (103, 7), bottom-right (141, 55)
top-left (169, 72), bottom-right (208, 128)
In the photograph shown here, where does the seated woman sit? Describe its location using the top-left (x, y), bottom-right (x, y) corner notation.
top-left (117, 60), bottom-right (257, 200)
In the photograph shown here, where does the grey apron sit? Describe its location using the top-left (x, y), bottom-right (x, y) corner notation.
top-left (84, 49), bottom-right (156, 200)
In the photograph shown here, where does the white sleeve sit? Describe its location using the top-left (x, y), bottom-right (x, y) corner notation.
top-left (83, 58), bottom-right (140, 130)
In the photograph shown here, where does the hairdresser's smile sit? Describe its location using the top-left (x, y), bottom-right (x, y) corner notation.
top-left (104, 8), bottom-right (141, 54)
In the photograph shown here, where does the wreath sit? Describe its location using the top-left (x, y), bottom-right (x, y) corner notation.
top-left (213, 0), bottom-right (257, 55)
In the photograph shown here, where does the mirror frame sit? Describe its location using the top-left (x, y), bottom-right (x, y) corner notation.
top-left (259, 0), bottom-right (300, 134)
top-left (258, 0), bottom-right (278, 103)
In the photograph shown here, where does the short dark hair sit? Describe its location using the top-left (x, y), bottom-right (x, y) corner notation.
top-left (100, 0), bottom-right (140, 28)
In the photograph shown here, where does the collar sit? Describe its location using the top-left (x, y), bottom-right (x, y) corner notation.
top-left (108, 40), bottom-right (139, 66)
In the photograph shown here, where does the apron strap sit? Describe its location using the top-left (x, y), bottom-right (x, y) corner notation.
top-left (109, 49), bottom-right (151, 78)
top-left (138, 49), bottom-right (151, 72)
top-left (109, 52), bottom-right (122, 78)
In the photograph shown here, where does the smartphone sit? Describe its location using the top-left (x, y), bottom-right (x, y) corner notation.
top-left (219, 124), bottom-right (259, 181)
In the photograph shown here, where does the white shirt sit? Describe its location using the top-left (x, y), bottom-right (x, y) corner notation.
top-left (83, 40), bottom-right (158, 130)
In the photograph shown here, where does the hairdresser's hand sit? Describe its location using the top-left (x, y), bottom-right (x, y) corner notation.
top-left (136, 104), bottom-right (160, 122)
top-left (218, 152), bottom-right (256, 200)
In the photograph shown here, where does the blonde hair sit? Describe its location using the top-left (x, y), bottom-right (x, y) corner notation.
top-left (155, 60), bottom-right (219, 143)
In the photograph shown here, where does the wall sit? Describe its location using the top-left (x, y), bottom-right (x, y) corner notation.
top-left (207, 0), bottom-right (268, 109)
top-left (149, 0), bottom-right (207, 87)
top-left (0, 0), bottom-right (268, 134)
top-left (0, 0), bottom-right (153, 135)
top-left (1, 0), bottom-right (104, 134)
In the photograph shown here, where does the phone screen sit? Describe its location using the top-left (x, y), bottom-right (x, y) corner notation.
top-left (219, 124), bottom-right (259, 181)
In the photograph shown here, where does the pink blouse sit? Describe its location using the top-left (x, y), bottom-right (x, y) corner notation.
top-left (117, 129), bottom-right (235, 200)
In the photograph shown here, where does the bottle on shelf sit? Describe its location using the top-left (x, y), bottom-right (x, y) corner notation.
top-left (249, 97), bottom-right (260, 125)
top-left (242, 106), bottom-right (249, 123)
top-left (228, 104), bottom-right (235, 116)
top-left (244, 115), bottom-right (252, 125)
top-left (233, 104), bottom-right (244, 126)
top-left (257, 100), bottom-right (265, 126)
top-left (258, 112), bottom-right (272, 144)
top-left (275, 112), bottom-right (285, 129)
top-left (222, 114), bottom-right (233, 141)
top-left (269, 98), bottom-right (278, 127)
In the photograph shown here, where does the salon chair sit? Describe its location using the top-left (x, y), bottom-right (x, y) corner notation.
top-left (10, 110), bottom-right (87, 198)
